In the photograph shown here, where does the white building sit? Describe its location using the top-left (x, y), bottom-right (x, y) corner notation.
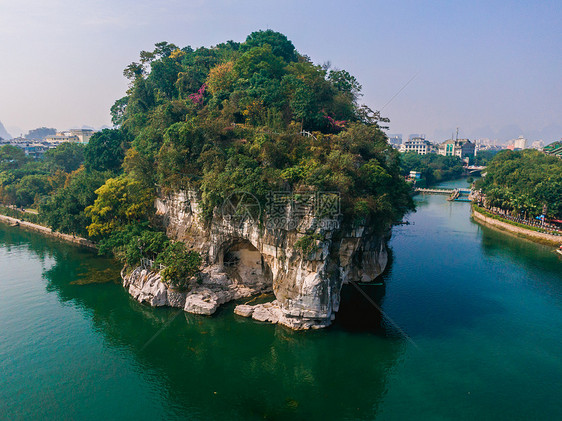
top-left (438, 139), bottom-right (475, 159)
top-left (44, 129), bottom-right (95, 145)
top-left (400, 137), bottom-right (433, 155)
top-left (513, 136), bottom-right (527, 150)
top-left (45, 132), bottom-right (80, 144)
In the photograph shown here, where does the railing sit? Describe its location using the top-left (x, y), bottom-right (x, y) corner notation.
top-left (140, 258), bottom-right (167, 271)
top-left (478, 207), bottom-right (562, 236)
top-left (415, 188), bottom-right (455, 194)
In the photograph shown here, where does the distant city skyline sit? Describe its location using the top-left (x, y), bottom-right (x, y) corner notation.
top-left (1, 1), bottom-right (560, 142)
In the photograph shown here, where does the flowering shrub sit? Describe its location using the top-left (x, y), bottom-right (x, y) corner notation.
top-left (188, 84), bottom-right (207, 105)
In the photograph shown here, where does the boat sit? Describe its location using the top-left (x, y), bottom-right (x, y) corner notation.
top-left (556, 246), bottom-right (562, 256)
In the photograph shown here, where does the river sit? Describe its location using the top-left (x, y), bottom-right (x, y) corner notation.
top-left (1, 178), bottom-right (561, 420)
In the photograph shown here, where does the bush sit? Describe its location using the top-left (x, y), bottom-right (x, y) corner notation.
top-left (155, 242), bottom-right (202, 288)
top-left (294, 233), bottom-right (322, 257)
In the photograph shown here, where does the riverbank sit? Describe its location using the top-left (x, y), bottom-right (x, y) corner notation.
top-left (0, 214), bottom-right (96, 249)
top-left (471, 206), bottom-right (561, 246)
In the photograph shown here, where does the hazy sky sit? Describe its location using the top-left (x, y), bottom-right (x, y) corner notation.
top-left (1, 0), bottom-right (560, 142)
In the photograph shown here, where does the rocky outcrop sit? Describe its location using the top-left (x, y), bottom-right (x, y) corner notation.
top-left (122, 190), bottom-right (390, 330)
top-left (122, 264), bottom-right (271, 315)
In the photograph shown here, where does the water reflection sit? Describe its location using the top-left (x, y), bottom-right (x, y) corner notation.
top-left (477, 223), bottom-right (562, 299)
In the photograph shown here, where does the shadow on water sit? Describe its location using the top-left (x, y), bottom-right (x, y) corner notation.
top-left (334, 283), bottom-right (387, 334)
top-left (1, 223), bottom-right (408, 420)
top-left (332, 249), bottom-right (399, 337)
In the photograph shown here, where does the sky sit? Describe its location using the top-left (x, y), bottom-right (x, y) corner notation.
top-left (0, 0), bottom-right (560, 142)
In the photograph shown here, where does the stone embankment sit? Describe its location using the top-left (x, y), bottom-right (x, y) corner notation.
top-left (472, 208), bottom-right (561, 246)
top-left (0, 214), bottom-right (95, 249)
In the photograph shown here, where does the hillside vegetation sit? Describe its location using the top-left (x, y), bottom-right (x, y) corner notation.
top-left (0, 30), bottom-right (414, 280)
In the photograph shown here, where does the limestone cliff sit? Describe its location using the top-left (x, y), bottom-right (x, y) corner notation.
top-left (123, 190), bottom-right (389, 329)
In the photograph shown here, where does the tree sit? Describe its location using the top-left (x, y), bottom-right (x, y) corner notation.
top-left (14, 174), bottom-right (51, 207)
top-left (44, 142), bottom-right (84, 173)
top-left (156, 242), bottom-right (202, 288)
top-left (206, 61), bottom-right (236, 95)
top-left (110, 97), bottom-right (128, 127)
top-left (85, 176), bottom-right (154, 239)
top-left (241, 30), bottom-right (298, 63)
top-left (0, 145), bottom-right (27, 170)
top-left (328, 69), bottom-right (362, 101)
top-left (477, 150), bottom-right (562, 219)
top-left (234, 44), bottom-right (286, 80)
top-left (40, 169), bottom-right (109, 236)
top-left (84, 129), bottom-right (126, 172)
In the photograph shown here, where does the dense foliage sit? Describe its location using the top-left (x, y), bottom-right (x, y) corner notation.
top-left (116, 30), bottom-right (413, 227)
top-left (0, 143), bottom-right (86, 209)
top-left (476, 150), bottom-right (562, 219)
top-left (399, 152), bottom-right (464, 186)
top-left (473, 149), bottom-right (499, 166)
top-left (0, 30), bottom-right (415, 284)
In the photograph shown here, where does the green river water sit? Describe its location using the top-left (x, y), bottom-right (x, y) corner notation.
top-left (1, 179), bottom-right (561, 420)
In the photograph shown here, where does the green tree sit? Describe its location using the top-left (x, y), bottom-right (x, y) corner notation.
top-left (84, 129), bottom-right (126, 172)
top-left (0, 145), bottom-right (27, 170)
top-left (241, 30), bottom-right (298, 63)
top-left (156, 242), bottom-right (202, 288)
top-left (44, 142), bottom-right (85, 173)
top-left (40, 169), bottom-right (109, 236)
top-left (477, 150), bottom-right (562, 219)
top-left (14, 174), bottom-right (51, 207)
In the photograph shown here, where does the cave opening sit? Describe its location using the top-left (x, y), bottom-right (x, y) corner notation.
top-left (221, 239), bottom-right (272, 287)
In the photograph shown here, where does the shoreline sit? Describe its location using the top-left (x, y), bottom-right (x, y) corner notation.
top-left (0, 214), bottom-right (96, 250)
top-left (471, 208), bottom-right (561, 246)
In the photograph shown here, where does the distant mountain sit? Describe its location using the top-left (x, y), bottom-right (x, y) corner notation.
top-left (0, 120), bottom-right (12, 140)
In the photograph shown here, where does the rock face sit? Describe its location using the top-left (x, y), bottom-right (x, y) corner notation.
top-left (122, 265), bottom-right (272, 315)
top-left (121, 190), bottom-right (389, 330)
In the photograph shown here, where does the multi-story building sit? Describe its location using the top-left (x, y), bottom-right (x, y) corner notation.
top-left (44, 129), bottom-right (95, 145)
top-left (438, 139), bottom-right (475, 159)
top-left (508, 136), bottom-right (527, 150)
top-left (544, 141), bottom-right (562, 158)
top-left (69, 128), bottom-right (95, 144)
top-left (44, 132), bottom-right (80, 144)
top-left (387, 134), bottom-right (402, 148)
top-left (400, 137), bottom-right (434, 155)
